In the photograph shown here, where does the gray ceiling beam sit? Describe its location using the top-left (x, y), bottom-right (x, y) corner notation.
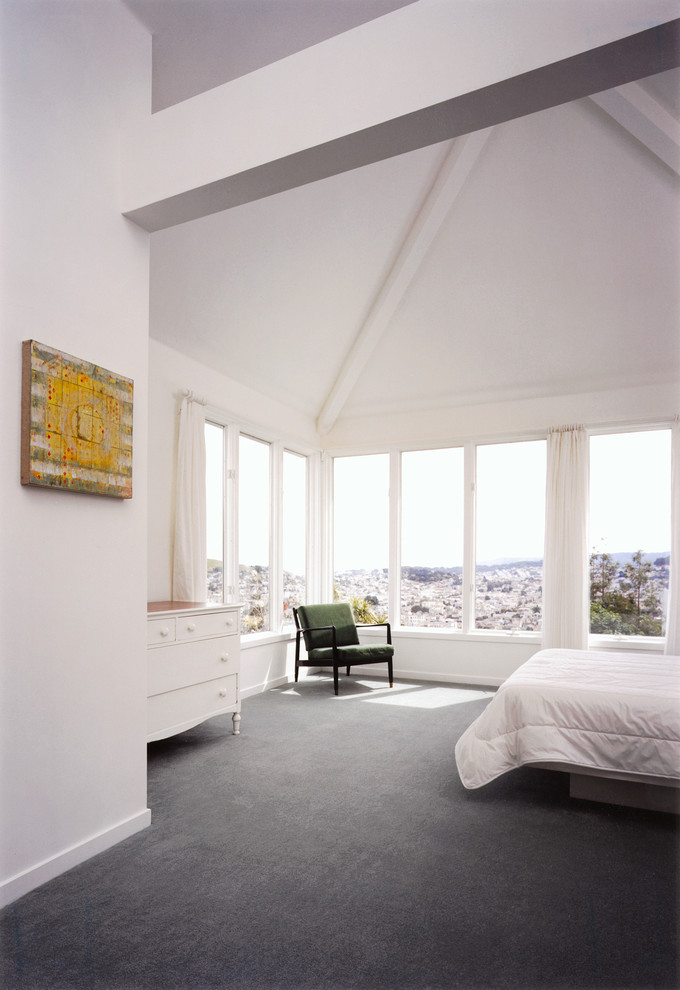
top-left (123, 20), bottom-right (680, 233)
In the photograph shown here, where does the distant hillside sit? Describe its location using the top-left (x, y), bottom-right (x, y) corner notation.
top-left (476, 559), bottom-right (542, 571)
top-left (605, 551), bottom-right (669, 566)
top-left (401, 553), bottom-right (670, 574)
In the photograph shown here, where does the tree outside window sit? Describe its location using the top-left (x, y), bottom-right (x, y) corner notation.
top-left (589, 430), bottom-right (670, 637)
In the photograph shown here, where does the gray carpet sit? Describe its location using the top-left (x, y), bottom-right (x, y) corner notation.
top-left (1, 675), bottom-right (678, 990)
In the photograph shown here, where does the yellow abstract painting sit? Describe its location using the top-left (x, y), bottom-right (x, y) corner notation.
top-left (21, 340), bottom-right (133, 498)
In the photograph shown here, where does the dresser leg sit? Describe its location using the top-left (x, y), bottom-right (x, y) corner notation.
top-left (232, 711), bottom-right (241, 735)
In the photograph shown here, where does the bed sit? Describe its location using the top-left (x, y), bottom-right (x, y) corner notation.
top-left (455, 648), bottom-right (680, 812)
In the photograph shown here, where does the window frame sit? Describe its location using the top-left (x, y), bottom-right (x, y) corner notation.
top-left (239, 431), bottom-right (273, 635)
top-left (473, 438), bottom-right (547, 635)
top-left (330, 422), bottom-right (671, 649)
top-left (587, 424), bottom-right (671, 652)
top-left (204, 408), bottom-right (315, 644)
top-left (332, 438), bottom-right (546, 642)
top-left (398, 445), bottom-right (466, 631)
top-left (204, 416), bottom-right (671, 650)
top-left (332, 451), bottom-right (391, 621)
top-left (281, 447), bottom-right (309, 628)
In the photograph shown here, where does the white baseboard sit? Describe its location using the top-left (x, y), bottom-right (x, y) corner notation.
top-left (240, 674), bottom-right (289, 699)
top-left (0, 808), bottom-right (151, 909)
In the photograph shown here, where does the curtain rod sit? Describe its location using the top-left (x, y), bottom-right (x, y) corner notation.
top-left (182, 388), bottom-right (207, 406)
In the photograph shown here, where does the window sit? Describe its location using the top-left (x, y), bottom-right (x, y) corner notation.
top-left (205, 420), bottom-right (310, 637)
top-left (282, 450), bottom-right (307, 627)
top-left (239, 435), bottom-right (271, 634)
top-left (589, 429), bottom-right (671, 637)
top-left (205, 421), bottom-right (225, 603)
top-left (333, 454), bottom-right (389, 620)
top-left (475, 440), bottom-right (546, 632)
top-left (401, 448), bottom-right (464, 628)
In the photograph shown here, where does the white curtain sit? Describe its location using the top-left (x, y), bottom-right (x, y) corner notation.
top-left (172, 396), bottom-right (207, 602)
top-left (542, 425), bottom-right (589, 650)
top-left (665, 416), bottom-right (680, 655)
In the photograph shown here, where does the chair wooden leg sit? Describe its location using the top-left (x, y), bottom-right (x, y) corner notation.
top-left (388, 658), bottom-right (393, 688)
top-left (295, 662), bottom-right (299, 682)
top-left (333, 666), bottom-right (339, 695)
top-left (346, 666), bottom-right (350, 676)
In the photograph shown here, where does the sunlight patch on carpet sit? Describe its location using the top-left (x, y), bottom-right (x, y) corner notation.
top-left (361, 687), bottom-right (494, 709)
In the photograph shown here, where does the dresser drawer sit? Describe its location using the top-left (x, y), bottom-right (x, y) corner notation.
top-left (148, 635), bottom-right (239, 696)
top-left (147, 617), bottom-right (176, 646)
top-left (147, 674), bottom-right (238, 738)
top-left (175, 609), bottom-right (238, 641)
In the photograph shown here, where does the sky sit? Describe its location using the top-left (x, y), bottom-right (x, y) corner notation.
top-left (332, 431), bottom-right (671, 570)
top-left (208, 428), bottom-right (672, 571)
top-left (589, 429), bottom-right (671, 556)
top-left (206, 430), bottom-right (307, 574)
top-left (333, 441), bottom-right (548, 571)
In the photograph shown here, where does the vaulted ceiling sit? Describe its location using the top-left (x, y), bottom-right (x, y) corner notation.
top-left (124, 0), bottom-right (680, 436)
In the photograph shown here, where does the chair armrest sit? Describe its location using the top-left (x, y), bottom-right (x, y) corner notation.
top-left (356, 621), bottom-right (392, 644)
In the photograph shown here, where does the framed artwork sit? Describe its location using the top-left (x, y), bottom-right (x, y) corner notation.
top-left (21, 340), bottom-right (133, 498)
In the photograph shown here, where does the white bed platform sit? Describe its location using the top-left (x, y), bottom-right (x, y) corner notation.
top-left (455, 648), bottom-right (680, 813)
top-left (534, 762), bottom-right (679, 813)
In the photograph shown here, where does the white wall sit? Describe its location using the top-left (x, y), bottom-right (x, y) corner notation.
top-left (352, 632), bottom-right (538, 688)
top-left (0, 1), bottom-right (151, 906)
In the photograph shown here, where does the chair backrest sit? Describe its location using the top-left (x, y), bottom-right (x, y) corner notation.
top-left (296, 603), bottom-right (360, 651)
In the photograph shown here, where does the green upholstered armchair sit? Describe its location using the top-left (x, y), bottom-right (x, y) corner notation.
top-left (293, 602), bottom-right (394, 695)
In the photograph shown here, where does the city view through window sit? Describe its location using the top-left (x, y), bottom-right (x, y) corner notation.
top-left (588, 430), bottom-right (671, 636)
top-left (333, 444), bottom-right (548, 633)
top-left (205, 421), bottom-right (224, 605)
top-left (208, 429), bottom-right (671, 639)
top-left (334, 432), bottom-right (670, 636)
top-left (238, 435), bottom-right (270, 633)
top-left (282, 450), bottom-right (306, 628)
top-left (205, 427), bottom-right (307, 634)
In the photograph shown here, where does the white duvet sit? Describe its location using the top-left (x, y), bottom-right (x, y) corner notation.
top-left (455, 648), bottom-right (680, 789)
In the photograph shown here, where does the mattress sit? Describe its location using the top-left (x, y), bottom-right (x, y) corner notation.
top-left (455, 648), bottom-right (680, 790)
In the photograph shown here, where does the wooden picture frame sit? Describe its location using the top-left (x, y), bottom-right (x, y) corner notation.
top-left (21, 340), bottom-right (133, 498)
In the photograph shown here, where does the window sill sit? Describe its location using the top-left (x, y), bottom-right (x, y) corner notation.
top-left (362, 626), bottom-right (542, 645)
top-left (239, 627), bottom-right (666, 652)
top-left (587, 635), bottom-right (666, 653)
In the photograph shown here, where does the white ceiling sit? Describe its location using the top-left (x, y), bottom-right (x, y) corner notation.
top-left (125, 1), bottom-right (680, 434)
top-left (123, 0), bottom-right (417, 111)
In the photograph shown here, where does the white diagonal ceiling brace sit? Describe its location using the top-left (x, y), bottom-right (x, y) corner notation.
top-left (316, 127), bottom-right (493, 437)
top-left (589, 81), bottom-right (680, 175)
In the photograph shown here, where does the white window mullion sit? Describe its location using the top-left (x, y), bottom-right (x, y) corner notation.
top-left (225, 424), bottom-right (239, 605)
top-left (389, 450), bottom-right (401, 626)
top-left (462, 442), bottom-right (476, 634)
top-left (320, 452), bottom-right (334, 602)
top-left (270, 442), bottom-right (283, 632)
top-left (306, 452), bottom-right (323, 604)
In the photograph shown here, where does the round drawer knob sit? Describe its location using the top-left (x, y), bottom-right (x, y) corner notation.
top-left (187, 623), bottom-right (196, 632)
top-left (220, 654), bottom-right (229, 662)
top-left (219, 688), bottom-right (228, 698)
top-left (225, 619), bottom-right (233, 627)
top-left (159, 627), bottom-right (169, 637)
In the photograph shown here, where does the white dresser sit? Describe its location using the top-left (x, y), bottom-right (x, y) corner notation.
top-left (147, 601), bottom-right (241, 742)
